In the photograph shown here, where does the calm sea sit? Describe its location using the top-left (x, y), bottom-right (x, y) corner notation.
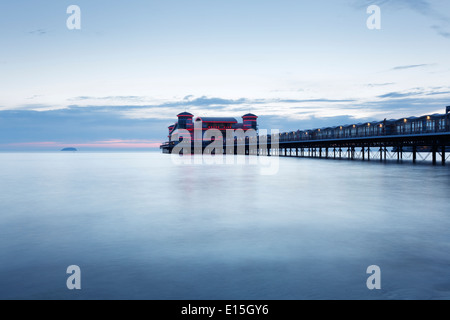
top-left (0, 152), bottom-right (449, 300)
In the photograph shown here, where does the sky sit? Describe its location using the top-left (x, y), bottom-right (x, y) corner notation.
top-left (1, 0), bottom-right (450, 150)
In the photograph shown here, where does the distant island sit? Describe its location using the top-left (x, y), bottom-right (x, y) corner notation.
top-left (61, 148), bottom-right (78, 152)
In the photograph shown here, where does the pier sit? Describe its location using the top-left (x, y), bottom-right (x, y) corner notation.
top-left (273, 132), bottom-right (449, 165)
top-left (161, 106), bottom-right (450, 165)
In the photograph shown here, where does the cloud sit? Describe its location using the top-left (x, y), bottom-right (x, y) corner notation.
top-left (367, 83), bottom-right (395, 87)
top-left (378, 91), bottom-right (420, 98)
top-left (378, 87), bottom-right (450, 99)
top-left (357, 0), bottom-right (434, 16)
top-left (279, 99), bottom-right (356, 103)
top-left (431, 25), bottom-right (450, 39)
top-left (5, 140), bottom-right (161, 150)
top-left (183, 96), bottom-right (249, 106)
top-left (1, 89), bottom-right (449, 150)
top-left (359, 96), bottom-right (449, 115)
top-left (356, 0), bottom-right (450, 39)
top-left (26, 95), bottom-right (43, 100)
top-left (69, 95), bottom-right (252, 110)
top-left (0, 108), bottom-right (170, 147)
top-left (5, 104), bottom-right (63, 111)
top-left (391, 64), bottom-right (431, 71)
top-left (73, 96), bottom-right (145, 101)
top-left (425, 91), bottom-right (450, 96)
top-left (28, 29), bottom-right (47, 35)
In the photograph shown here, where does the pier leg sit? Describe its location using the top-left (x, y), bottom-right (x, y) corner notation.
top-left (296, 148), bottom-right (298, 157)
top-left (362, 147), bottom-right (365, 160)
top-left (432, 145), bottom-right (437, 165)
top-left (380, 147), bottom-right (383, 161)
top-left (339, 148), bottom-right (342, 159)
top-left (442, 146), bottom-right (446, 166)
top-left (367, 147), bottom-right (370, 161)
top-left (384, 147), bottom-right (387, 161)
top-left (319, 148), bottom-right (322, 158)
top-left (326, 148), bottom-right (328, 159)
top-left (333, 148), bottom-right (336, 159)
top-left (413, 146), bottom-right (417, 164)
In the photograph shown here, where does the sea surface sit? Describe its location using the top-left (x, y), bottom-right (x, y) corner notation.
top-left (0, 152), bottom-right (449, 300)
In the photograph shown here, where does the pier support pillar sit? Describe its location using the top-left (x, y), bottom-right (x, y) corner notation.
top-left (432, 145), bottom-right (437, 165)
top-left (413, 146), bottom-right (417, 164)
top-left (442, 146), bottom-right (446, 166)
top-left (367, 147), bottom-right (370, 161)
top-left (362, 147), bottom-right (365, 160)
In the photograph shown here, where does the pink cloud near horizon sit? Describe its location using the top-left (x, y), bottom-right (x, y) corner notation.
top-left (4, 140), bottom-right (162, 149)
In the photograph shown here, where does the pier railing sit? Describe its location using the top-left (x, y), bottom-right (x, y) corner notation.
top-left (275, 114), bottom-right (449, 143)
